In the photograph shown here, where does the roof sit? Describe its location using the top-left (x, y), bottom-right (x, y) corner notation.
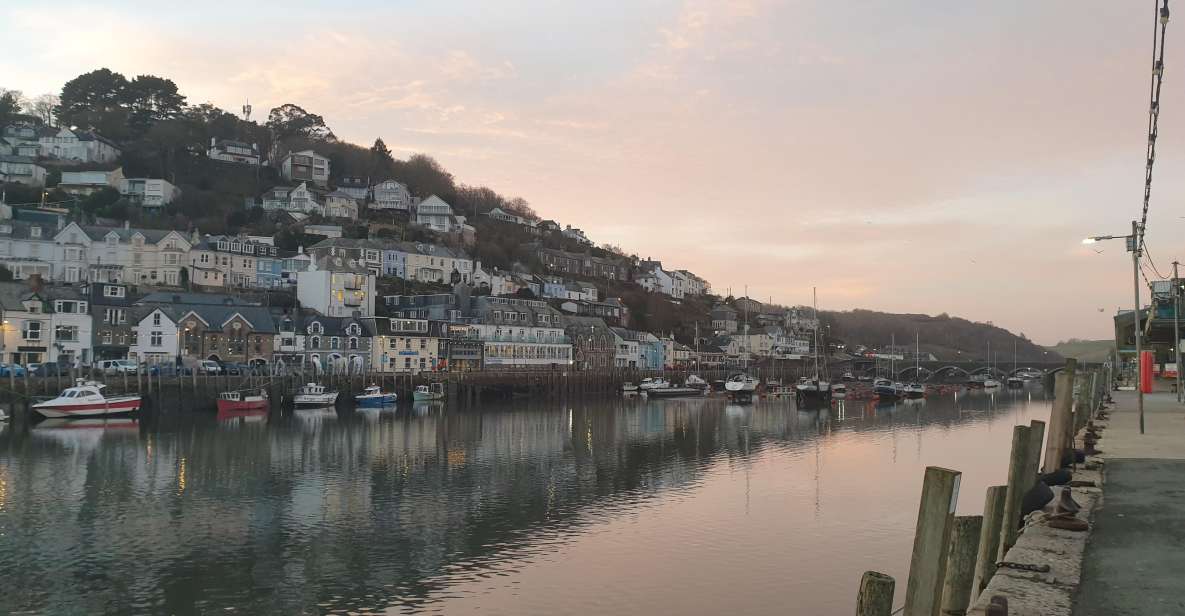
top-left (138, 292), bottom-right (258, 307)
top-left (325, 189), bottom-right (357, 200)
top-left (78, 225), bottom-right (179, 244)
top-left (610, 327), bottom-right (647, 342)
top-left (0, 220), bottom-right (58, 240)
top-left (0, 282), bottom-right (30, 310)
top-left (300, 313), bottom-right (369, 336)
top-left (168, 304), bottom-right (280, 333)
top-left (0, 154), bottom-right (40, 165)
top-left (560, 315), bottom-right (611, 330)
top-left (337, 177), bottom-right (369, 188)
top-left (418, 195), bottom-right (452, 211)
top-left (212, 138), bottom-right (257, 150)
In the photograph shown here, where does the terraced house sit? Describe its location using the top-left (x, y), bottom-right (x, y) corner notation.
top-left (469, 296), bottom-right (572, 368)
top-left (54, 222), bottom-right (191, 286)
top-left (301, 313), bottom-right (373, 373)
top-left (173, 304), bottom-right (277, 366)
top-left (367, 317), bottom-right (446, 374)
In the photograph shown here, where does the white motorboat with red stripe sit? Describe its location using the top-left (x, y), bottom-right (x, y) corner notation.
top-left (32, 379), bottom-right (141, 418)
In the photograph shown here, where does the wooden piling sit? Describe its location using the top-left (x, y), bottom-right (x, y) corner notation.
top-left (971, 485), bottom-right (1007, 602)
top-left (1042, 368), bottom-right (1075, 474)
top-left (999, 425), bottom-right (1031, 556)
top-left (940, 515), bottom-right (983, 616)
top-left (1020, 420), bottom-right (1046, 496)
top-left (856, 571), bottom-right (896, 616)
top-left (904, 466), bottom-right (961, 616)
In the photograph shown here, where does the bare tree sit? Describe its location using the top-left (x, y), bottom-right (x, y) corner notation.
top-left (28, 93), bottom-right (59, 125)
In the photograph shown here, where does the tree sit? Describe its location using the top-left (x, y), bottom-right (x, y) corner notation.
top-left (57, 68), bottom-right (131, 134)
top-left (0, 266), bottom-right (13, 282)
top-left (267, 103), bottom-right (334, 143)
top-left (397, 154), bottom-right (456, 199)
top-left (125, 75), bottom-right (186, 132)
top-left (0, 90), bottom-right (20, 128)
top-left (504, 197), bottom-right (537, 220)
top-left (27, 94), bottom-right (59, 125)
top-left (370, 137), bottom-right (394, 177)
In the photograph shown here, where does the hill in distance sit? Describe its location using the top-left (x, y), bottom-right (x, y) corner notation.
top-left (1044, 339), bottom-right (1115, 363)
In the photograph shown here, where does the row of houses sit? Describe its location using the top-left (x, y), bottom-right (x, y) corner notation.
top-left (483, 207), bottom-right (592, 245)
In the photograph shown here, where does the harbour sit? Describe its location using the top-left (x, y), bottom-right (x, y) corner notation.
top-left (0, 383), bottom-right (1051, 614)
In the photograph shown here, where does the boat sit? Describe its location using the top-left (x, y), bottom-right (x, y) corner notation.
top-left (294, 383), bottom-right (338, 406)
top-left (902, 382), bottom-right (926, 398)
top-left (983, 377), bottom-right (1002, 389)
top-left (622, 382), bottom-right (640, 393)
top-left (841, 372), bottom-right (855, 382)
top-left (0, 407), bottom-right (7, 422)
top-left (873, 377), bottom-right (903, 399)
top-left (32, 380), bottom-right (142, 418)
top-left (725, 373), bottom-right (759, 393)
top-left (644, 384), bottom-right (704, 398)
top-left (795, 287), bottom-right (831, 407)
top-left (902, 334), bottom-right (926, 398)
top-left (639, 377), bottom-right (670, 391)
top-left (831, 383), bottom-right (848, 398)
top-left (216, 389), bottom-right (269, 413)
top-left (413, 382), bottom-right (446, 401)
top-left (355, 385), bottom-right (397, 407)
top-left (685, 374), bottom-right (709, 390)
top-left (1006, 341), bottom-right (1023, 387)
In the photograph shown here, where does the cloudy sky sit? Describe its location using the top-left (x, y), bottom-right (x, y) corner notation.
top-left (2, 1), bottom-right (1179, 344)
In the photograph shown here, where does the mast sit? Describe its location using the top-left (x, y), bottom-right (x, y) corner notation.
top-left (915, 330), bottom-right (920, 380)
top-left (812, 286), bottom-right (820, 380)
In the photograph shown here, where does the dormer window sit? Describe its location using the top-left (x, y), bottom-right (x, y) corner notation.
top-left (106, 235), bottom-right (118, 245)
top-left (30, 227), bottom-right (40, 238)
top-left (309, 322), bottom-right (323, 335)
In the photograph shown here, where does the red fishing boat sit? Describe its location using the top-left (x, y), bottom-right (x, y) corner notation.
top-left (216, 389), bottom-right (269, 413)
top-left (32, 380), bottom-right (141, 418)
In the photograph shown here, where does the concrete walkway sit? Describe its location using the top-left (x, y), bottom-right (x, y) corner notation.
top-left (1074, 391), bottom-right (1185, 616)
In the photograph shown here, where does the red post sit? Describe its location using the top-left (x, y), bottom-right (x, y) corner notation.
top-left (1141, 350), bottom-right (1155, 394)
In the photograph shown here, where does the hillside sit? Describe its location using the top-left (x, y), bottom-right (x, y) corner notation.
top-left (822, 309), bottom-right (1058, 363)
top-left (1045, 339), bottom-right (1114, 363)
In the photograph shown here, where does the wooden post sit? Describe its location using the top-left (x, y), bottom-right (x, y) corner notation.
top-left (940, 515), bottom-right (983, 616)
top-left (999, 425), bottom-right (1031, 555)
top-left (1043, 368), bottom-right (1075, 474)
top-left (856, 571), bottom-right (896, 616)
top-left (971, 486), bottom-right (1008, 602)
top-left (904, 466), bottom-right (961, 616)
top-left (1020, 420), bottom-right (1046, 496)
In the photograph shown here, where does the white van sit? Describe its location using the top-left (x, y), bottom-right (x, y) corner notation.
top-left (98, 360), bottom-right (138, 375)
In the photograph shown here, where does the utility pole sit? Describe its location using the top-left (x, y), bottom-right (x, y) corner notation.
top-left (1175, 260), bottom-right (1182, 403)
top-left (1132, 220), bottom-right (1144, 433)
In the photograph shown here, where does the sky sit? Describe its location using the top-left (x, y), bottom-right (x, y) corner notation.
top-left (1, 1), bottom-right (1180, 345)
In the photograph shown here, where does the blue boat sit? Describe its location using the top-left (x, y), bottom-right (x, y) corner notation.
top-left (355, 385), bottom-right (397, 407)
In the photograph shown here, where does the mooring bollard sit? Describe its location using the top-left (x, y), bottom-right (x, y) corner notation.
top-left (971, 486), bottom-right (1007, 602)
top-left (999, 425), bottom-right (1031, 556)
top-left (940, 515), bottom-right (983, 616)
top-left (856, 571), bottom-right (895, 616)
top-left (904, 466), bottom-right (961, 616)
top-left (1043, 367), bottom-right (1075, 474)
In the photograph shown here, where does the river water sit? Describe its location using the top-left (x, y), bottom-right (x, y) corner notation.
top-left (0, 386), bottom-right (1050, 615)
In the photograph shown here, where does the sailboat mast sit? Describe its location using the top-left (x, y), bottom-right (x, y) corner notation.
top-left (812, 287), bottom-right (820, 380)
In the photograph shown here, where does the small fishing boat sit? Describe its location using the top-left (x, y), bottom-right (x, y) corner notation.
top-left (725, 373), bottom-right (759, 393)
top-left (902, 382), bottom-right (926, 398)
top-left (983, 377), bottom-right (1001, 389)
top-left (216, 389), bottom-right (268, 413)
top-left (355, 385), bottom-right (397, 407)
top-left (294, 383), bottom-right (338, 406)
top-left (795, 377), bottom-right (832, 406)
top-left (622, 382), bottom-right (640, 393)
top-left (639, 377), bottom-right (670, 391)
top-left (873, 377), bottom-right (903, 400)
top-left (841, 372), bottom-right (856, 382)
top-left (413, 383), bottom-right (446, 401)
top-left (33, 380), bottom-right (142, 418)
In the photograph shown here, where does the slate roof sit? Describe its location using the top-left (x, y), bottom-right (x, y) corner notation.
top-left (79, 225), bottom-right (178, 244)
top-left (138, 291), bottom-right (258, 306)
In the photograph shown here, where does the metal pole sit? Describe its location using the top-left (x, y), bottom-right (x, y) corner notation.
top-left (1132, 220), bottom-right (1144, 434)
top-left (1174, 261), bottom-right (1181, 404)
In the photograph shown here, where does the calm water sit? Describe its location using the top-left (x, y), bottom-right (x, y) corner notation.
top-left (0, 386), bottom-right (1050, 615)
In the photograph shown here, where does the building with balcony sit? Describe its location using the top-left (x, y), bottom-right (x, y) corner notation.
top-left (469, 296), bottom-right (572, 368)
top-left (207, 138), bottom-right (261, 166)
top-left (280, 149), bottom-right (330, 186)
top-left (119, 178), bottom-right (180, 209)
top-left (296, 256), bottom-right (376, 318)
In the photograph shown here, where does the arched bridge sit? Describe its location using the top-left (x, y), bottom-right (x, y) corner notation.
top-left (842, 360), bottom-right (1082, 384)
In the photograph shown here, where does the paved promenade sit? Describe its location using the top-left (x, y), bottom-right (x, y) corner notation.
top-left (1074, 390), bottom-right (1185, 616)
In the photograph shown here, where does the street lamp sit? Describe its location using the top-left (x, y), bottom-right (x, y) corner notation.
top-left (1083, 220), bottom-right (1144, 433)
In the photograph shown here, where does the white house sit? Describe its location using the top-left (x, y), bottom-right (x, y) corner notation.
top-left (39, 128), bottom-right (121, 163)
top-left (371, 179), bottom-right (412, 211)
top-left (0, 282), bottom-right (94, 366)
top-left (128, 306), bottom-right (179, 364)
top-left (296, 256), bottom-right (376, 318)
top-left (562, 225), bottom-right (591, 245)
top-left (59, 168), bottom-right (124, 196)
top-left (260, 182), bottom-right (322, 215)
top-left (396, 242), bottom-right (473, 284)
top-left (469, 296), bottom-right (572, 368)
top-left (336, 177), bottom-right (370, 201)
top-left (119, 178), bottom-right (180, 208)
top-left (415, 195), bottom-right (465, 233)
top-left (280, 149), bottom-right (330, 186)
top-left (0, 155), bottom-right (47, 187)
top-left (323, 190), bottom-right (359, 220)
top-left (0, 221), bottom-right (59, 281)
top-left (610, 327), bottom-right (643, 368)
top-left (207, 138), bottom-right (261, 166)
top-left (54, 222), bottom-right (192, 286)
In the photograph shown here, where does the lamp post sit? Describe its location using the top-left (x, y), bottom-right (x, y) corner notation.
top-left (1083, 220), bottom-right (1143, 433)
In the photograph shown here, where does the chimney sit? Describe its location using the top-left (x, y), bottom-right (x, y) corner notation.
top-left (211, 137), bottom-right (216, 147)
top-left (28, 273), bottom-right (43, 293)
top-left (123, 220), bottom-right (130, 230)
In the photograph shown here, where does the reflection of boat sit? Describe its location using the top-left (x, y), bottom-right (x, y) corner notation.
top-left (32, 417), bottom-right (138, 450)
top-left (295, 383), bottom-right (338, 406)
top-left (725, 404), bottom-right (751, 418)
top-left (831, 383), bottom-right (848, 398)
top-left (217, 389), bottom-right (268, 413)
top-left (413, 383), bottom-right (446, 401)
top-left (873, 378), bottom-right (903, 399)
top-left (293, 406), bottom-right (337, 424)
top-left (1006, 376), bottom-right (1024, 388)
top-left (355, 385), bottom-right (397, 407)
top-left (412, 401), bottom-right (444, 415)
top-left (983, 378), bottom-right (1001, 389)
top-left (216, 408), bottom-right (268, 424)
top-left (33, 380), bottom-right (141, 418)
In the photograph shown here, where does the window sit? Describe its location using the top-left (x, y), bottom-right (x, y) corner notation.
top-left (310, 336), bottom-right (321, 349)
top-left (101, 331), bottom-right (112, 344)
top-left (330, 337), bottom-right (340, 350)
top-left (153, 313), bottom-right (161, 326)
top-left (150, 331), bottom-right (162, 347)
top-left (309, 322), bottom-right (323, 335)
top-left (348, 337), bottom-right (358, 350)
top-left (419, 338), bottom-right (427, 350)
top-left (22, 321), bottom-right (41, 341)
top-left (54, 325), bottom-right (78, 342)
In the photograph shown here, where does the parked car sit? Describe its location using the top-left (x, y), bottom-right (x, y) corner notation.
top-left (0, 363), bottom-right (25, 377)
top-left (149, 363), bottom-right (192, 377)
top-left (223, 362), bottom-right (260, 376)
top-left (198, 360), bottom-right (222, 375)
top-left (98, 360), bottom-right (138, 375)
top-left (30, 362), bottom-right (69, 377)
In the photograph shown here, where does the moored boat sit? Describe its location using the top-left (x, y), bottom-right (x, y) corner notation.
top-left (294, 383), bottom-right (338, 406)
top-left (724, 373), bottom-right (759, 393)
top-left (645, 385), bottom-right (705, 398)
top-left (639, 377), bottom-right (670, 391)
top-left (216, 389), bottom-right (269, 413)
top-left (983, 377), bottom-right (1001, 389)
top-left (795, 377), bottom-right (832, 406)
top-left (685, 374), bottom-right (708, 390)
top-left (902, 382), bottom-right (926, 398)
top-left (622, 382), bottom-right (640, 393)
top-left (413, 383), bottom-right (446, 401)
top-left (32, 380), bottom-right (142, 418)
top-left (873, 378), bottom-right (903, 400)
top-left (830, 383), bottom-right (848, 398)
top-left (355, 385), bottom-right (397, 407)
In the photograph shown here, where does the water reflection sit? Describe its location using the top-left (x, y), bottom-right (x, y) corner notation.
top-left (0, 384), bottom-right (1050, 615)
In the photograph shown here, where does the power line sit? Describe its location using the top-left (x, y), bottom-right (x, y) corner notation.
top-left (1139, 0), bottom-right (1171, 268)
